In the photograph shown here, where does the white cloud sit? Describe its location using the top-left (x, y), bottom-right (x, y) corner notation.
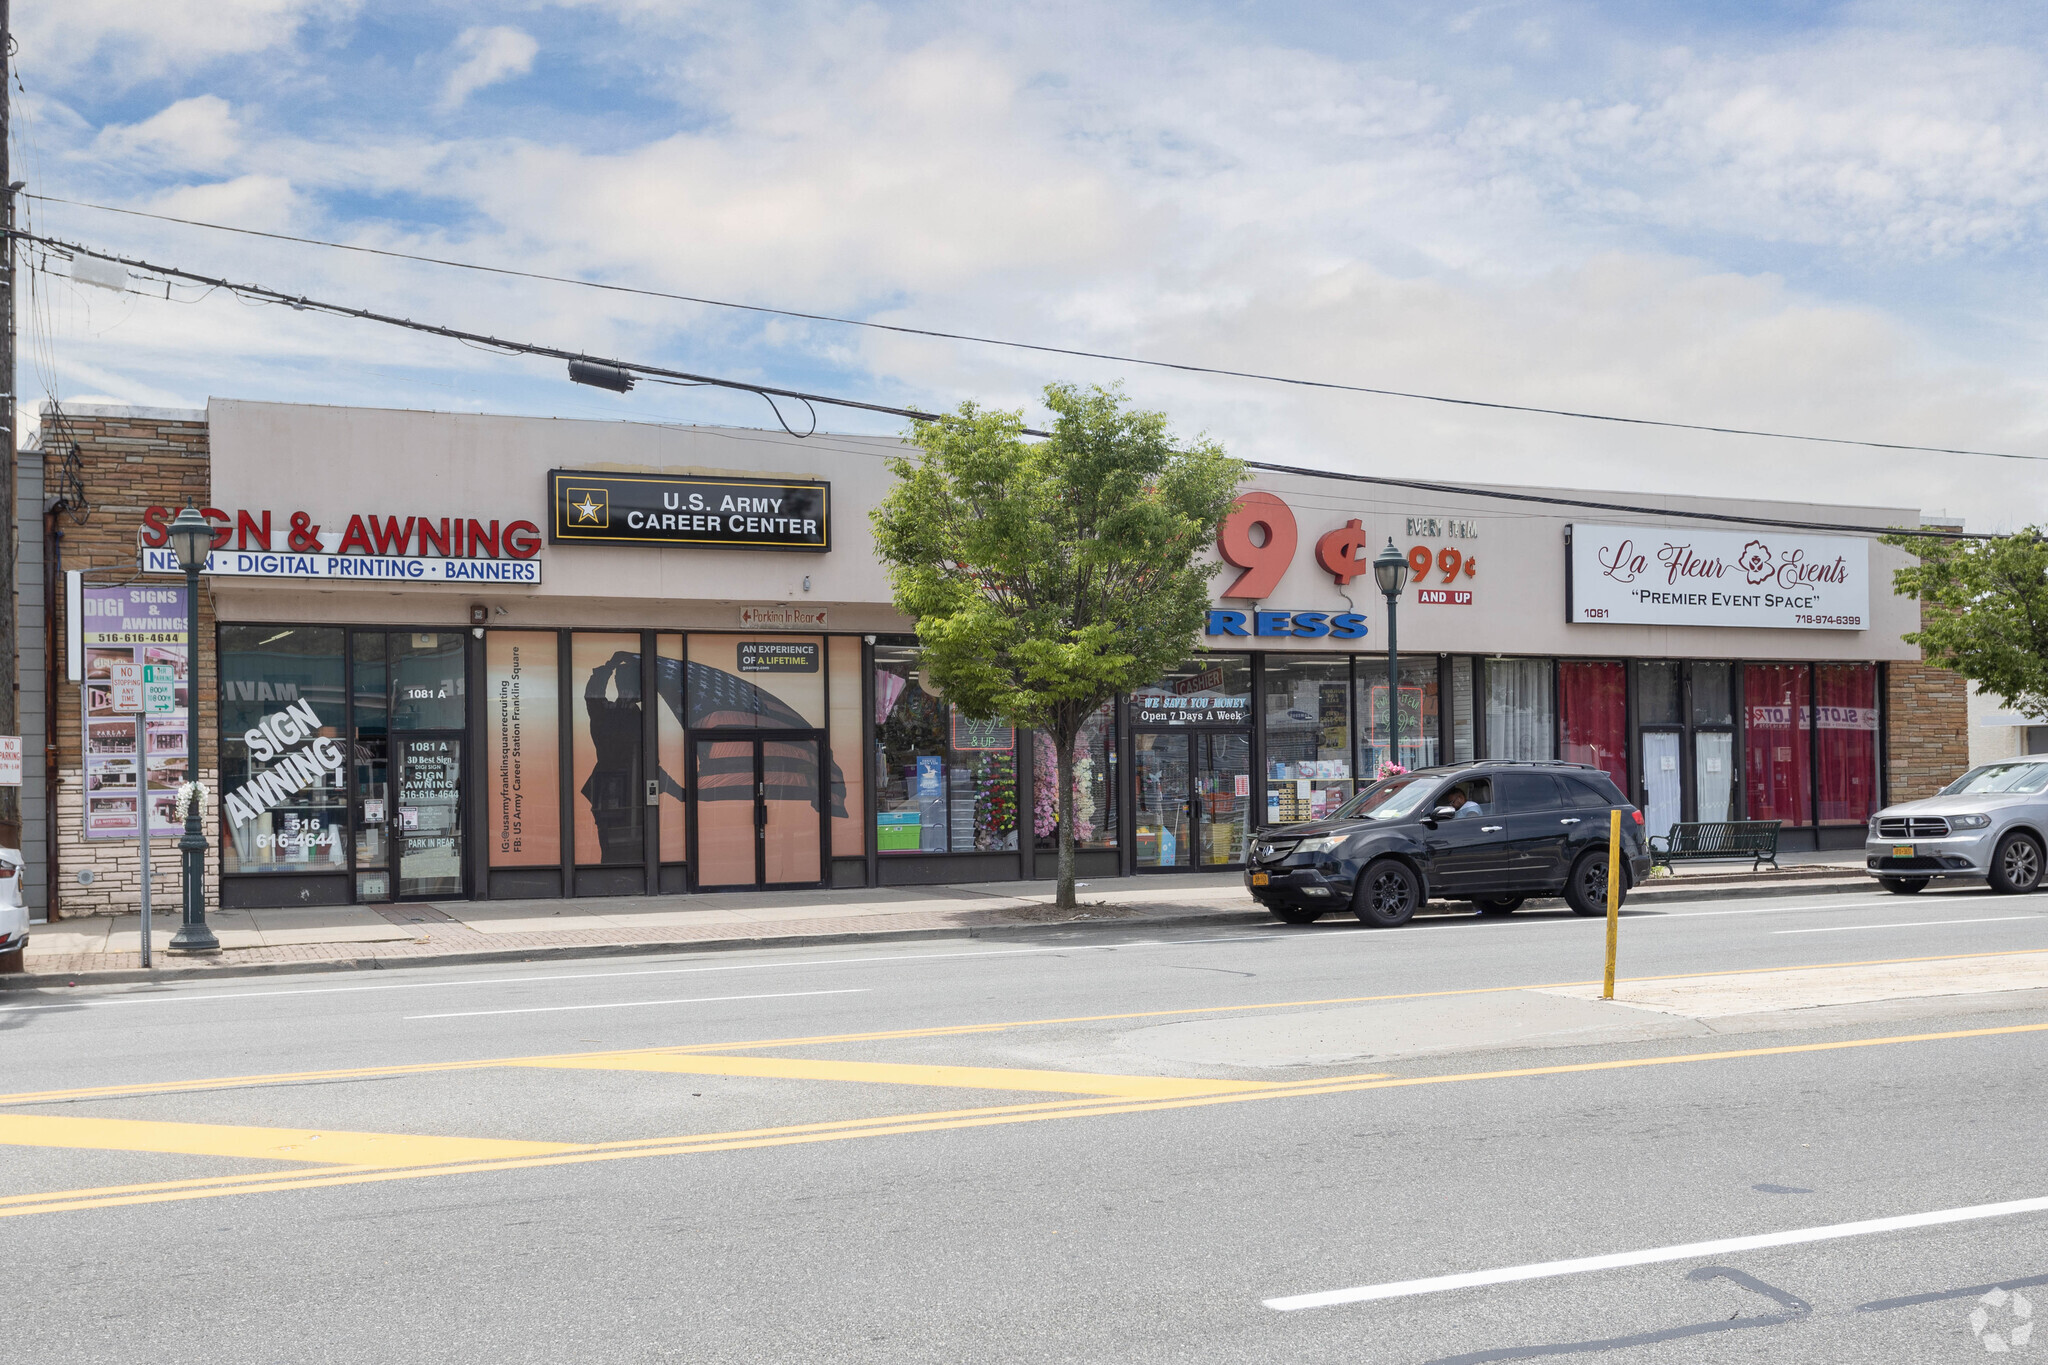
top-left (90, 96), bottom-right (242, 173)
top-left (440, 26), bottom-right (540, 111)
top-left (18, 0), bottom-right (355, 82)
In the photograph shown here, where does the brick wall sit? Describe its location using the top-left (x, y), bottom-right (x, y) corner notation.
top-left (1887, 660), bottom-right (1971, 804)
top-left (44, 405), bottom-right (220, 918)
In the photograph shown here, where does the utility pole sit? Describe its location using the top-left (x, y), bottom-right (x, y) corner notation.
top-left (0, 0), bottom-right (19, 845)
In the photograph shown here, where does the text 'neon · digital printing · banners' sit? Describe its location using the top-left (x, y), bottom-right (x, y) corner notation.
top-left (549, 470), bottom-right (830, 552)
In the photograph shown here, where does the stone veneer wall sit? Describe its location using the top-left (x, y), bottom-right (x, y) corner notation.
top-left (45, 404), bottom-right (221, 918)
top-left (1887, 660), bottom-right (1971, 804)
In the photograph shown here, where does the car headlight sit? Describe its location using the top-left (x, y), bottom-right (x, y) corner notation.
top-left (1868, 818), bottom-right (1882, 838)
top-left (1295, 835), bottom-right (1347, 855)
top-left (1948, 813), bottom-right (1993, 830)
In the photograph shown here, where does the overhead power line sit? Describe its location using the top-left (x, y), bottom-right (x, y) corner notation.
top-left (26, 191), bottom-right (2047, 465)
top-left (13, 228), bottom-right (1993, 541)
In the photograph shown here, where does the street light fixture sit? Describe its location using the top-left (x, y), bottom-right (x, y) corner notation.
top-left (1371, 539), bottom-right (1411, 778)
top-left (165, 504), bottom-right (220, 955)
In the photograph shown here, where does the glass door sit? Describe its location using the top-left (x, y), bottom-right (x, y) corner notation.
top-left (1695, 731), bottom-right (1735, 822)
top-left (1133, 733), bottom-right (1191, 869)
top-left (1641, 731), bottom-right (1683, 844)
top-left (395, 734), bottom-right (463, 899)
top-left (689, 735), bottom-right (827, 889)
top-left (1196, 732), bottom-right (1251, 866)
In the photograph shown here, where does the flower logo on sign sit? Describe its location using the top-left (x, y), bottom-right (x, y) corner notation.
top-left (1737, 540), bottom-right (1775, 585)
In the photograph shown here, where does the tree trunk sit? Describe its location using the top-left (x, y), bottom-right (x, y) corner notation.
top-left (1055, 728), bottom-right (1079, 911)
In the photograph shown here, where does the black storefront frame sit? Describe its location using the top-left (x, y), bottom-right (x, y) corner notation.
top-left (217, 621), bottom-right (477, 910)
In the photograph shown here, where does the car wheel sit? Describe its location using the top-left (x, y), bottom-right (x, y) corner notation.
top-left (1473, 896), bottom-right (1524, 916)
top-left (1269, 905), bottom-right (1324, 925)
top-left (1564, 850), bottom-right (1625, 916)
top-left (1988, 832), bottom-right (2044, 894)
top-left (1353, 860), bottom-right (1421, 927)
top-left (1877, 876), bottom-right (1927, 895)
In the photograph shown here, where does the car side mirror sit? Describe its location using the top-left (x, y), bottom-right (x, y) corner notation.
top-left (1431, 806), bottom-right (1457, 823)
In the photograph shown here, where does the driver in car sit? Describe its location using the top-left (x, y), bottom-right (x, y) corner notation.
top-left (1443, 785), bottom-right (1483, 818)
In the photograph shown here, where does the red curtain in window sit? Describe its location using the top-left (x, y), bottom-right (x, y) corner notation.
top-left (1816, 663), bottom-right (1879, 824)
top-left (1744, 664), bottom-right (1811, 825)
top-left (1559, 661), bottom-right (1627, 792)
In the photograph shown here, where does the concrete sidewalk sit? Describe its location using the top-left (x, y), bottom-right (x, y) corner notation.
top-left (6, 855), bottom-right (1875, 986)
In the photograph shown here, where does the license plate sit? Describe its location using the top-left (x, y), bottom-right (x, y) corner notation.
top-left (1891, 845), bottom-right (1915, 857)
top-left (1250, 872), bottom-right (1270, 886)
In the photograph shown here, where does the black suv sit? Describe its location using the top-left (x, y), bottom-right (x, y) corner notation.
top-left (1246, 761), bottom-right (1652, 926)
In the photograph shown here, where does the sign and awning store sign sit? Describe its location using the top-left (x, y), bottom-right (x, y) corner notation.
top-left (550, 470), bottom-right (830, 552)
top-left (1568, 523), bottom-right (1870, 630)
top-left (80, 586), bottom-right (191, 839)
top-left (140, 507), bottom-right (544, 583)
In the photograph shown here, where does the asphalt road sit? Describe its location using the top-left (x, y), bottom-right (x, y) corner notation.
top-left (4, 882), bottom-right (2046, 1363)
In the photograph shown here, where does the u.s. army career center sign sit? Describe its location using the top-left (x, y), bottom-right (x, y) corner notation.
top-left (548, 470), bottom-right (830, 552)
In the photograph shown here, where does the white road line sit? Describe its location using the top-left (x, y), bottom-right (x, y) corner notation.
top-left (1774, 916), bottom-right (2037, 935)
top-left (0, 935), bottom-right (1274, 1013)
top-left (1262, 1194), bottom-right (2048, 1311)
top-left (404, 988), bottom-right (869, 1020)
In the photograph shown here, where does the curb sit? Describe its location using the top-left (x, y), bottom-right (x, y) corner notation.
top-left (0, 876), bottom-right (1882, 990)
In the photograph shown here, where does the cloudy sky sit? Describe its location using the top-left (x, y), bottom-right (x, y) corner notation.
top-left (16, 1), bottom-right (2048, 529)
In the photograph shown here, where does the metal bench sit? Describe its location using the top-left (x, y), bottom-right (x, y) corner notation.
top-left (1648, 819), bottom-right (1783, 872)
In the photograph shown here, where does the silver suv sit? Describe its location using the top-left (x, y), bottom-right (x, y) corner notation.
top-left (1866, 756), bottom-right (2048, 895)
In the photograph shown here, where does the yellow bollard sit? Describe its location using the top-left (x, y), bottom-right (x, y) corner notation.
top-left (1602, 808), bottom-right (1622, 1000)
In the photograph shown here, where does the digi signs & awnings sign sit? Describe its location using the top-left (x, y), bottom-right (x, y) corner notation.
top-left (549, 470), bottom-right (830, 552)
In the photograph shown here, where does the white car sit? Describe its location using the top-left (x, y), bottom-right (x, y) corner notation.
top-left (0, 846), bottom-right (27, 957)
top-left (1866, 757), bottom-right (2048, 895)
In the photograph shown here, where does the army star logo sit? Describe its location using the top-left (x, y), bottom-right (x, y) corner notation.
top-left (566, 488), bottom-right (608, 528)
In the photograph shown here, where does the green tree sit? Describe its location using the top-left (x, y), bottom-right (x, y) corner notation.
top-left (872, 383), bottom-right (1244, 909)
top-left (1883, 528), bottom-right (2048, 716)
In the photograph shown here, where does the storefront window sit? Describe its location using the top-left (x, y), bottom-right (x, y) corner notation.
top-left (1449, 657), bottom-right (1475, 763)
top-left (656, 634), bottom-right (685, 863)
top-left (1485, 658), bottom-right (1554, 761)
top-left (1817, 663), bottom-right (1880, 824)
top-left (1691, 662), bottom-right (1735, 823)
top-left (1358, 656), bottom-right (1440, 776)
top-left (1129, 655), bottom-right (1251, 727)
top-left (1033, 704), bottom-right (1117, 851)
top-left (351, 632), bottom-right (389, 899)
top-left (1745, 663), bottom-right (1812, 826)
top-left (1559, 661), bottom-right (1627, 792)
top-left (486, 631), bottom-right (562, 869)
top-left (687, 634), bottom-right (825, 728)
top-left (1264, 656), bottom-right (1352, 822)
top-left (872, 643), bottom-right (1017, 853)
top-left (220, 626), bottom-right (348, 876)
top-left (572, 632), bottom-right (644, 866)
top-left (828, 637), bottom-right (865, 858)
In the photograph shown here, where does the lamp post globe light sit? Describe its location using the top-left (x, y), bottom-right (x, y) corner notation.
top-left (1371, 539), bottom-right (1411, 779)
top-left (166, 505), bottom-right (220, 955)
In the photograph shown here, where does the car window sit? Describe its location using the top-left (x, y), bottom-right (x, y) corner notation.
top-left (1431, 776), bottom-right (1494, 816)
top-left (1337, 774), bottom-right (1441, 822)
top-left (1941, 763), bottom-right (2048, 795)
top-left (1560, 777), bottom-right (1615, 809)
top-left (1495, 772), bottom-right (1563, 814)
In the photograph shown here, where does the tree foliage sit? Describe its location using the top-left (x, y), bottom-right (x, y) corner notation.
top-left (871, 383), bottom-right (1244, 906)
top-left (1884, 528), bottom-right (2048, 716)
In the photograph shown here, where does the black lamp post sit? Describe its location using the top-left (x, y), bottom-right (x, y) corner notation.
top-left (166, 505), bottom-right (220, 955)
top-left (1371, 539), bottom-right (1411, 777)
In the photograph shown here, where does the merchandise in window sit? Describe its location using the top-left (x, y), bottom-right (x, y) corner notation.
top-left (1264, 656), bottom-right (1353, 823)
top-left (1358, 656), bottom-right (1440, 777)
top-left (872, 643), bottom-right (1019, 853)
top-left (1034, 704), bottom-right (1118, 851)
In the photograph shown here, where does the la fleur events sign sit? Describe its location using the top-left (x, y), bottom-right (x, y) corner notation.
top-left (139, 506), bottom-right (543, 583)
top-left (549, 470), bottom-right (830, 552)
top-left (1568, 523), bottom-right (1870, 631)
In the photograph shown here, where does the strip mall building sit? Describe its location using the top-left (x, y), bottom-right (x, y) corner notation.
top-left (17, 399), bottom-right (1969, 918)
